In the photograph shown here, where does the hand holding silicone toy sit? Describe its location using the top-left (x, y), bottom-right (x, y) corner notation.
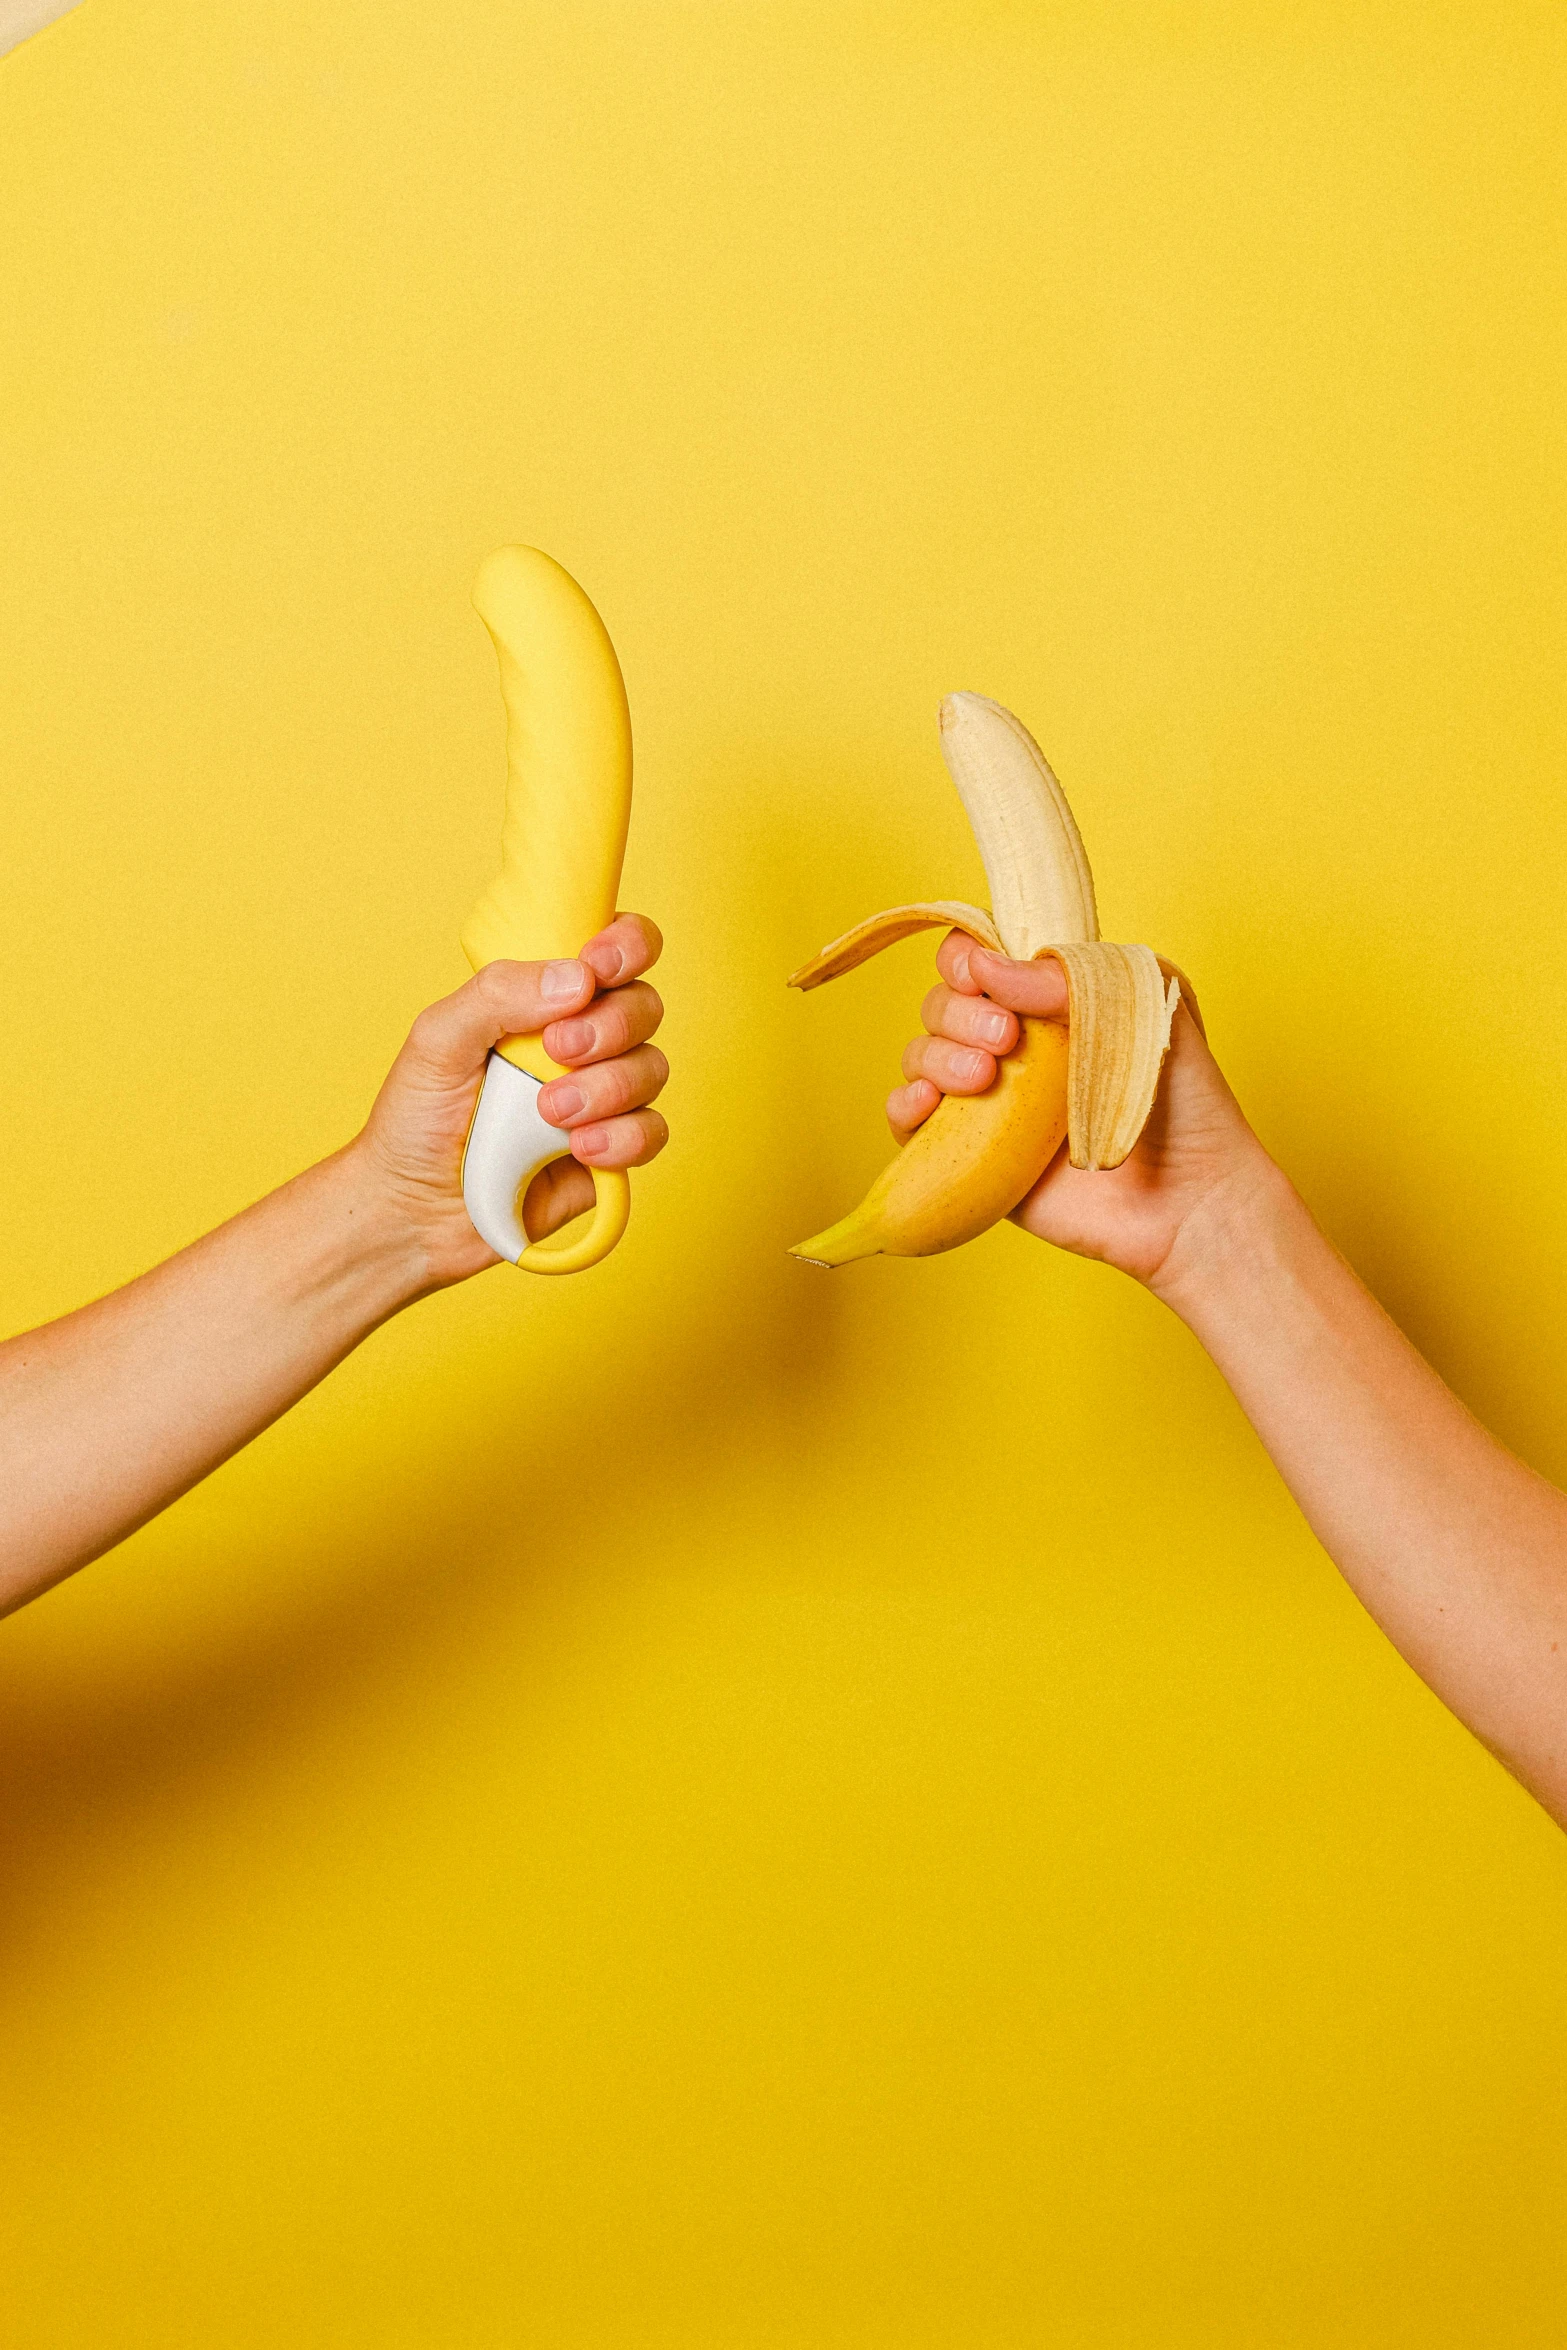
top-left (0, 553), bottom-right (667, 1615)
top-left (457, 546), bottom-right (652, 1272)
top-left (358, 909), bottom-right (667, 1291)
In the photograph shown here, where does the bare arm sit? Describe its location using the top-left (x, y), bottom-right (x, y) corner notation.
top-left (895, 933), bottom-right (1567, 1825)
top-left (0, 915), bottom-right (668, 1616)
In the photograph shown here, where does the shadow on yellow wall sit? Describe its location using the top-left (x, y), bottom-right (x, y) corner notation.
top-left (5, 2), bottom-right (1567, 2344)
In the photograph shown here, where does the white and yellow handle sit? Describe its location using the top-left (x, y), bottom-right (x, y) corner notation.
top-left (461, 1051), bottom-right (631, 1272)
top-left (459, 546), bottom-right (633, 1275)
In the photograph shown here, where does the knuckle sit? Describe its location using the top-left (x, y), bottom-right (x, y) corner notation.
top-left (408, 1004), bottom-right (454, 1061)
top-left (605, 1058), bottom-right (640, 1112)
top-left (474, 960), bottom-right (517, 1011)
top-left (602, 983), bottom-right (640, 1034)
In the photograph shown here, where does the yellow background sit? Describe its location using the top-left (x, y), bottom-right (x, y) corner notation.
top-left (4, 1), bottom-right (1567, 2340)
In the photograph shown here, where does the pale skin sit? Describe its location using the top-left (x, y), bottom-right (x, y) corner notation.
top-left (0, 913), bottom-right (668, 1619)
top-left (894, 932), bottom-right (1567, 1829)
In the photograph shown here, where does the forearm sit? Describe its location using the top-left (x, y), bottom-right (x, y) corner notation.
top-left (0, 1143), bottom-right (426, 1614)
top-left (1155, 1165), bottom-right (1567, 1820)
top-left (0, 930), bottom-right (669, 1621)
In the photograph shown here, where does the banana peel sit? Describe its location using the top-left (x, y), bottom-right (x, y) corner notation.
top-left (789, 693), bottom-right (1178, 1267)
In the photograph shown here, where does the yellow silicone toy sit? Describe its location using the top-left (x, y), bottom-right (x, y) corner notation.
top-left (461, 547), bottom-right (634, 1274)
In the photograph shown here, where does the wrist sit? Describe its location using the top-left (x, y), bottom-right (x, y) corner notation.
top-left (1144, 1148), bottom-right (1307, 1329)
top-left (308, 1141), bottom-right (439, 1317)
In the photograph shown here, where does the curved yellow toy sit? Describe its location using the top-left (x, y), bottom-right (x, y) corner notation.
top-left (459, 547), bottom-right (633, 1275)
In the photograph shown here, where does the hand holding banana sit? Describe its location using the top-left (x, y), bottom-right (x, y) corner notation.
top-left (887, 931), bottom-right (1240, 1292)
top-left (790, 694), bottom-right (1178, 1266)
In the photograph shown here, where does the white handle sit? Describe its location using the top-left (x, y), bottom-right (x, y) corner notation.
top-left (461, 1052), bottom-right (570, 1264)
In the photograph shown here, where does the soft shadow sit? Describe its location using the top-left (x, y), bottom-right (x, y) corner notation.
top-left (0, 776), bottom-right (861, 1947)
top-left (0, 1261), bottom-right (833, 1936)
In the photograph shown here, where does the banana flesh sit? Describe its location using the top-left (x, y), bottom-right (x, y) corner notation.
top-left (790, 693), bottom-right (1178, 1267)
top-left (939, 692), bottom-right (1099, 955)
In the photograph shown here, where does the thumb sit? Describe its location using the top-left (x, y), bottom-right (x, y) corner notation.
top-left (407, 960), bottom-right (596, 1077)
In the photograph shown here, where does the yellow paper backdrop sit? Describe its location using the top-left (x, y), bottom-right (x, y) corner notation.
top-left (4, 2), bottom-right (1567, 2341)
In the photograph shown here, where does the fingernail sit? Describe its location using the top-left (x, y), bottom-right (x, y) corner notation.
top-left (977, 1008), bottom-right (1011, 1045)
top-left (596, 945), bottom-right (627, 981)
top-left (542, 1083), bottom-right (586, 1123)
top-left (541, 959), bottom-right (584, 1002)
top-left (962, 1049), bottom-right (989, 1083)
top-left (549, 1018), bottom-right (594, 1059)
top-left (574, 1124), bottom-right (611, 1159)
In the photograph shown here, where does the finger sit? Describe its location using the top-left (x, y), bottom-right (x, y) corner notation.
top-left (408, 959), bottom-right (594, 1075)
top-left (887, 1076), bottom-right (940, 1144)
top-left (965, 945), bottom-right (1070, 1019)
top-left (921, 981), bottom-right (1018, 1055)
top-left (934, 928), bottom-right (989, 994)
top-left (542, 980), bottom-right (664, 1068)
top-left (932, 931), bottom-right (1069, 1019)
top-left (537, 1043), bottom-right (669, 1129)
top-left (521, 1155), bottom-right (596, 1242)
top-left (568, 1106), bottom-right (669, 1169)
top-left (900, 1032), bottom-right (998, 1096)
top-left (580, 911), bottom-right (663, 988)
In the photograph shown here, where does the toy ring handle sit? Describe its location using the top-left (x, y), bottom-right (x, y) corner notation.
top-left (521, 1163), bottom-right (629, 1275)
top-left (461, 1051), bottom-right (631, 1275)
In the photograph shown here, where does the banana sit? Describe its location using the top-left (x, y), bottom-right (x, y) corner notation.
top-left (459, 546), bottom-right (634, 1274)
top-left (789, 693), bottom-right (1178, 1267)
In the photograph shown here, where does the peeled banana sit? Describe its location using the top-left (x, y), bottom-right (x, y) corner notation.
top-left (789, 693), bottom-right (1178, 1267)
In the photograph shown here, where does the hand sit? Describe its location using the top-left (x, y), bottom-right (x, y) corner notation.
top-left (353, 912), bottom-right (668, 1288)
top-left (886, 930), bottom-right (1278, 1293)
